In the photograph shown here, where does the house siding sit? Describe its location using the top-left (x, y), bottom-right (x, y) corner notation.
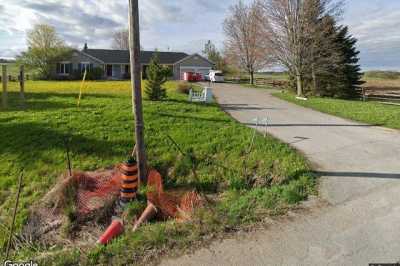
top-left (68, 51), bottom-right (103, 71)
top-left (173, 65), bottom-right (181, 80)
top-left (174, 55), bottom-right (214, 80)
top-left (55, 50), bottom-right (104, 78)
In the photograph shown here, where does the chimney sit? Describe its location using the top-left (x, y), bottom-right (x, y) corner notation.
top-left (83, 43), bottom-right (88, 51)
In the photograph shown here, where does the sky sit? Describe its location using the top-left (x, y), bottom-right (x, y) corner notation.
top-left (0, 0), bottom-right (399, 70)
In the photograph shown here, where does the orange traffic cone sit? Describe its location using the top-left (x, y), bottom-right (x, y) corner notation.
top-left (97, 218), bottom-right (124, 245)
top-left (133, 201), bottom-right (157, 232)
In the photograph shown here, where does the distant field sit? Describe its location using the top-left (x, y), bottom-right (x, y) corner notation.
top-left (0, 63), bottom-right (36, 78)
top-left (363, 76), bottom-right (400, 89)
top-left (242, 71), bottom-right (400, 90)
top-left (364, 70), bottom-right (400, 80)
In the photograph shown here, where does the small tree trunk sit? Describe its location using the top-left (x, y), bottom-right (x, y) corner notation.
top-left (311, 63), bottom-right (317, 94)
top-left (295, 68), bottom-right (302, 96)
top-left (250, 70), bottom-right (254, 85)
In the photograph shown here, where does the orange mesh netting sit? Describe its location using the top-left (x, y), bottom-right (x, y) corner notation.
top-left (60, 167), bottom-right (202, 220)
top-left (146, 170), bottom-right (203, 220)
top-left (66, 170), bottom-right (122, 216)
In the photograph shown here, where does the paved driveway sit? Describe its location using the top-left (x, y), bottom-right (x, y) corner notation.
top-left (161, 84), bottom-right (400, 265)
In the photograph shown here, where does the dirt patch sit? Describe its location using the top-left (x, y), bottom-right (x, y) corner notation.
top-left (22, 168), bottom-right (120, 248)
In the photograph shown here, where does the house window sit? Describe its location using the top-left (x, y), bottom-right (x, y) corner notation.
top-left (80, 62), bottom-right (92, 73)
top-left (57, 62), bottom-right (71, 75)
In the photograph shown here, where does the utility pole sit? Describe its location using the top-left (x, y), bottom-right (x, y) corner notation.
top-left (128, 0), bottom-right (147, 183)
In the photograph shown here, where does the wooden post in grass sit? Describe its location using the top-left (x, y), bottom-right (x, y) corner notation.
top-left (129, 0), bottom-right (147, 183)
top-left (2, 65), bottom-right (7, 109)
top-left (19, 65), bottom-right (25, 104)
top-left (6, 171), bottom-right (23, 260)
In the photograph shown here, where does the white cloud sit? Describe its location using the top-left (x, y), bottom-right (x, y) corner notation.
top-left (0, 0), bottom-right (235, 58)
top-left (344, 1), bottom-right (400, 70)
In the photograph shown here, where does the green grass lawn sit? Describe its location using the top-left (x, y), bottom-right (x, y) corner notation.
top-left (275, 92), bottom-right (400, 129)
top-left (0, 80), bottom-right (315, 264)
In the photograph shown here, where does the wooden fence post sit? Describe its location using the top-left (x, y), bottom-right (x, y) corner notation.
top-left (362, 87), bottom-right (366, 102)
top-left (20, 65), bottom-right (25, 103)
top-left (2, 65), bottom-right (7, 109)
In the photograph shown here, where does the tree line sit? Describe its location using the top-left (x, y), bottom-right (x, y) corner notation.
top-left (222, 0), bottom-right (363, 98)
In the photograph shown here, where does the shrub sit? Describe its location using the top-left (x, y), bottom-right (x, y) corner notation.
top-left (176, 82), bottom-right (192, 94)
top-left (86, 67), bottom-right (104, 80)
top-left (71, 67), bottom-right (104, 81)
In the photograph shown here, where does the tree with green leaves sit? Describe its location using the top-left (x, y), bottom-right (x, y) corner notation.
top-left (17, 24), bottom-right (71, 80)
top-left (203, 40), bottom-right (226, 71)
top-left (145, 53), bottom-right (172, 100)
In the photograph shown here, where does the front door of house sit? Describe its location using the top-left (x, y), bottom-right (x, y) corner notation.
top-left (106, 65), bottom-right (113, 77)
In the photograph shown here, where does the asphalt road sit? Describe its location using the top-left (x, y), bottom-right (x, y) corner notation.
top-left (161, 83), bottom-right (400, 266)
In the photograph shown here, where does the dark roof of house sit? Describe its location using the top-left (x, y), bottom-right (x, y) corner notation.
top-left (82, 49), bottom-right (189, 64)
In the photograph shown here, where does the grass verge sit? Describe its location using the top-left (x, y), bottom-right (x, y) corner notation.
top-left (274, 91), bottom-right (400, 129)
top-left (0, 81), bottom-right (315, 264)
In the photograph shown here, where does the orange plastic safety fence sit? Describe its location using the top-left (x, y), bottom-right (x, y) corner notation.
top-left (66, 167), bottom-right (202, 220)
top-left (71, 170), bottom-right (122, 216)
top-left (146, 170), bottom-right (203, 219)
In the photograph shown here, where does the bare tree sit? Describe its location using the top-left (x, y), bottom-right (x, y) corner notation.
top-left (224, 1), bottom-right (273, 85)
top-left (261, 0), bottom-right (309, 95)
top-left (261, 0), bottom-right (343, 96)
top-left (112, 29), bottom-right (129, 50)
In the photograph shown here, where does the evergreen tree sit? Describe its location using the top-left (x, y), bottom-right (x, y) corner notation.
top-left (145, 53), bottom-right (172, 101)
top-left (334, 26), bottom-right (364, 98)
top-left (310, 15), bottom-right (344, 97)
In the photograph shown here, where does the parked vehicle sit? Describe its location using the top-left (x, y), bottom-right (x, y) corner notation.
top-left (183, 72), bottom-right (203, 82)
top-left (205, 70), bottom-right (224, 83)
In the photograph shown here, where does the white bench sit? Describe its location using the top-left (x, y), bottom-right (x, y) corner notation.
top-left (189, 87), bottom-right (213, 103)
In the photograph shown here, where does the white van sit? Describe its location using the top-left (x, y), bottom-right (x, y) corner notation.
top-left (206, 70), bottom-right (225, 83)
